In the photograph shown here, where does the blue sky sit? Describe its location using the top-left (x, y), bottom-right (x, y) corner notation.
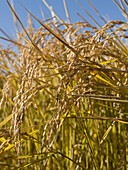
top-left (0, 0), bottom-right (127, 45)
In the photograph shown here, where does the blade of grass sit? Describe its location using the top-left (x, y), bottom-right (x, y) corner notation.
top-left (6, 0), bottom-right (47, 61)
top-left (63, 0), bottom-right (71, 24)
top-left (11, 0), bottom-right (20, 40)
top-left (0, 114), bottom-right (13, 127)
top-left (100, 121), bottom-right (115, 144)
top-left (18, 2), bottom-right (84, 58)
top-left (42, 0), bottom-right (68, 27)
top-left (0, 36), bottom-right (28, 48)
top-left (76, 0), bottom-right (101, 28)
top-left (63, 115), bottom-right (128, 124)
top-left (87, 0), bottom-right (107, 24)
top-left (113, 0), bottom-right (128, 19)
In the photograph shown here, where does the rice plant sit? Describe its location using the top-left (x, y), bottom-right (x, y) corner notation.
top-left (0, 0), bottom-right (128, 169)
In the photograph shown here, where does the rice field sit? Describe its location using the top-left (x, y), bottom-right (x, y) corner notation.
top-left (0, 0), bottom-right (128, 169)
